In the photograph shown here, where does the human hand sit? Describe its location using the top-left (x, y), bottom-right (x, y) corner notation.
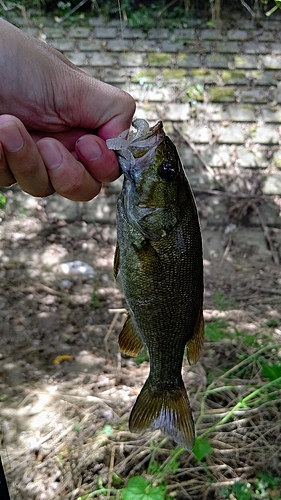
top-left (0, 19), bottom-right (135, 201)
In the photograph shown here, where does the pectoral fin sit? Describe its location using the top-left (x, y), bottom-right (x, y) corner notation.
top-left (113, 243), bottom-right (120, 279)
top-left (118, 314), bottom-right (143, 357)
top-left (186, 308), bottom-right (205, 364)
top-left (132, 239), bottom-right (165, 277)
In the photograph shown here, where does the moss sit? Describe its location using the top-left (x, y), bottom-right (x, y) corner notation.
top-left (186, 83), bottom-right (204, 102)
top-left (249, 124), bottom-right (257, 137)
top-left (273, 152), bottom-right (281, 169)
top-left (221, 70), bottom-right (246, 83)
top-left (161, 68), bottom-right (186, 80)
top-left (190, 68), bottom-right (218, 83)
top-left (131, 68), bottom-right (157, 83)
top-left (209, 87), bottom-right (236, 102)
top-left (147, 53), bottom-right (172, 66)
top-left (234, 55), bottom-right (249, 67)
top-left (162, 121), bottom-right (174, 135)
top-left (251, 70), bottom-right (263, 80)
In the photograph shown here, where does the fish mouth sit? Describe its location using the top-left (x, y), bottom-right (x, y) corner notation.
top-left (106, 119), bottom-right (165, 178)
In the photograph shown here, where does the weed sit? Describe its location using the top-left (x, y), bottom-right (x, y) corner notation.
top-left (77, 477), bottom-right (120, 499)
top-left (57, 1), bottom-right (71, 10)
top-left (224, 481), bottom-right (252, 500)
top-left (118, 318), bottom-right (281, 498)
top-left (205, 318), bottom-right (230, 341)
top-left (91, 290), bottom-right (99, 309)
top-left (135, 347), bottom-right (149, 365)
top-left (192, 437), bottom-right (213, 461)
top-left (213, 290), bottom-right (236, 311)
top-left (122, 476), bottom-right (167, 500)
top-left (0, 192), bottom-right (6, 210)
top-left (119, 445), bottom-right (183, 499)
top-left (266, 0), bottom-right (281, 17)
top-left (266, 317), bottom-right (280, 328)
top-left (261, 362), bottom-right (281, 386)
top-left (223, 471), bottom-right (281, 500)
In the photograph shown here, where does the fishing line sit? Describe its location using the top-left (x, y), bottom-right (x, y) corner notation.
top-left (117, 0), bottom-right (131, 93)
top-left (0, 456), bottom-right (11, 500)
top-left (117, 0), bottom-right (124, 42)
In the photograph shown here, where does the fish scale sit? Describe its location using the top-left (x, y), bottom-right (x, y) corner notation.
top-left (107, 119), bottom-right (204, 449)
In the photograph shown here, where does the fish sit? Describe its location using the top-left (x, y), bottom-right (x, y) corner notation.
top-left (106, 119), bottom-right (204, 449)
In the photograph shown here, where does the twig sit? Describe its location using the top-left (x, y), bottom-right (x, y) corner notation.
top-left (56, 0), bottom-right (89, 24)
top-left (173, 123), bottom-right (215, 178)
top-left (239, 287), bottom-right (281, 296)
top-left (193, 189), bottom-right (273, 200)
top-left (157, 0), bottom-right (178, 17)
top-left (104, 309), bottom-right (126, 356)
top-left (219, 234), bottom-right (233, 267)
top-left (25, 283), bottom-right (65, 297)
top-left (0, 0), bottom-right (7, 10)
top-left (107, 445), bottom-right (116, 499)
top-left (240, 0), bottom-right (255, 17)
top-left (252, 202), bottom-right (280, 265)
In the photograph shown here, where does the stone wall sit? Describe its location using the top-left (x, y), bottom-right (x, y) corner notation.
top-left (1, 14), bottom-right (281, 228)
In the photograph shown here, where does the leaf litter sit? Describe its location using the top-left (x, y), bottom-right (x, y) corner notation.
top-left (0, 190), bottom-right (280, 499)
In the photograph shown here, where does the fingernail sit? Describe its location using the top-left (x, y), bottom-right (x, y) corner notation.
top-left (0, 122), bottom-right (24, 152)
top-left (77, 136), bottom-right (102, 161)
top-left (41, 142), bottom-right (62, 170)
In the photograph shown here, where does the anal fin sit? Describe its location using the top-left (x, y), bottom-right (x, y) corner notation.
top-left (119, 314), bottom-right (143, 357)
top-left (186, 309), bottom-right (205, 364)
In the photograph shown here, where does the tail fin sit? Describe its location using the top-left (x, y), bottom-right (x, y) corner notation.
top-left (129, 378), bottom-right (194, 449)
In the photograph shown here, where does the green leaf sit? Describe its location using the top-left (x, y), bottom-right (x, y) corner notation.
top-left (102, 424), bottom-right (113, 436)
top-left (147, 460), bottom-right (161, 475)
top-left (193, 437), bottom-right (213, 461)
top-left (0, 192), bottom-right (6, 209)
top-left (261, 363), bottom-right (281, 382)
top-left (266, 317), bottom-right (280, 328)
top-left (135, 348), bottom-right (149, 365)
top-left (213, 291), bottom-right (235, 311)
top-left (121, 477), bottom-right (166, 500)
top-left (112, 472), bottom-right (122, 485)
top-left (256, 471), bottom-right (281, 488)
top-left (243, 334), bottom-right (259, 347)
top-left (73, 421), bottom-right (81, 433)
top-left (232, 482), bottom-right (252, 500)
top-left (91, 291), bottom-right (99, 309)
top-left (166, 456), bottom-right (179, 474)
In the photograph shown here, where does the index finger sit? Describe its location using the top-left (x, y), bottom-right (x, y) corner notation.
top-left (0, 115), bottom-right (54, 197)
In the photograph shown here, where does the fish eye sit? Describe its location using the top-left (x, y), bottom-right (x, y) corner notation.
top-left (158, 161), bottom-right (179, 181)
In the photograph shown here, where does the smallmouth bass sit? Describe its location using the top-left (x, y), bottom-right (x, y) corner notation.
top-left (106, 119), bottom-right (204, 448)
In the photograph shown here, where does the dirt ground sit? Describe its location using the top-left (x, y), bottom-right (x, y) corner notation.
top-left (0, 186), bottom-right (281, 499)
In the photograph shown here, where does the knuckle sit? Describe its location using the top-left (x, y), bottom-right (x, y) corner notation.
top-left (55, 166), bottom-right (99, 201)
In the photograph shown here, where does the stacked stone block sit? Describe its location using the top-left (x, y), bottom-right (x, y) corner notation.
top-left (3, 15), bottom-right (281, 226)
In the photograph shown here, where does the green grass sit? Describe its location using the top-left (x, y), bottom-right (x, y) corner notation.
top-left (74, 309), bottom-right (281, 500)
